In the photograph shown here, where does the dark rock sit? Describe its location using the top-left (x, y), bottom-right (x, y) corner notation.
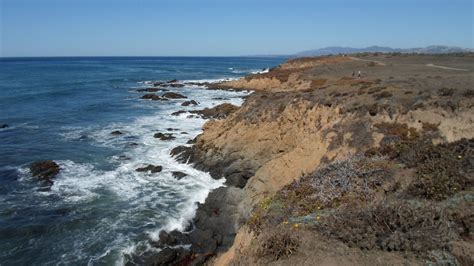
top-left (189, 103), bottom-right (238, 119)
top-left (181, 132), bottom-right (188, 135)
top-left (172, 171), bottom-right (187, 180)
top-left (168, 79), bottom-right (178, 83)
top-left (187, 138), bottom-right (197, 144)
top-left (141, 94), bottom-right (168, 101)
top-left (136, 87), bottom-right (169, 92)
top-left (189, 229), bottom-right (217, 254)
top-left (162, 92), bottom-right (187, 99)
top-left (154, 132), bottom-right (175, 141)
top-left (153, 81), bottom-right (166, 87)
top-left (0, 124), bottom-right (8, 129)
top-left (30, 160), bottom-right (60, 183)
top-left (168, 83), bottom-right (185, 88)
top-left (151, 248), bottom-right (177, 265)
top-left (170, 146), bottom-right (194, 163)
top-left (171, 110), bottom-right (187, 116)
top-left (111, 130), bottom-right (123, 135)
top-left (156, 230), bottom-right (190, 247)
top-left (181, 100), bottom-right (198, 106)
top-left (135, 165), bottom-right (162, 173)
top-left (166, 128), bottom-right (179, 131)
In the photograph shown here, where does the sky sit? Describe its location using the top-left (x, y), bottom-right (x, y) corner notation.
top-left (0, 0), bottom-right (472, 57)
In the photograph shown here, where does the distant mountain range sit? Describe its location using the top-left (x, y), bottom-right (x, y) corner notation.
top-left (296, 45), bottom-right (473, 57)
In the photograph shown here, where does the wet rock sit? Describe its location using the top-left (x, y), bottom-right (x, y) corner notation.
top-left (155, 230), bottom-right (190, 247)
top-left (162, 92), bottom-right (187, 99)
top-left (170, 146), bottom-right (194, 163)
top-left (141, 94), bottom-right (168, 101)
top-left (172, 171), bottom-right (187, 180)
top-left (166, 128), bottom-right (179, 131)
top-left (171, 110), bottom-right (187, 116)
top-left (187, 138), bottom-right (197, 144)
top-left (181, 100), bottom-right (198, 106)
top-left (136, 88), bottom-right (169, 92)
top-left (168, 79), bottom-right (178, 83)
top-left (168, 83), bottom-right (185, 88)
top-left (150, 248), bottom-right (177, 265)
top-left (181, 132), bottom-right (188, 135)
top-left (154, 132), bottom-right (175, 141)
top-left (30, 160), bottom-right (60, 183)
top-left (0, 124), bottom-right (8, 129)
top-left (189, 103), bottom-right (238, 119)
top-left (135, 164), bottom-right (162, 173)
top-left (111, 130), bottom-right (123, 135)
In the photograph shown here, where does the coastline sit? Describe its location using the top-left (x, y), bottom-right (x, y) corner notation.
top-left (147, 53), bottom-right (474, 265)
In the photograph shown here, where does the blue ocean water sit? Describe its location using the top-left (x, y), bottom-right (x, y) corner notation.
top-left (0, 57), bottom-right (285, 265)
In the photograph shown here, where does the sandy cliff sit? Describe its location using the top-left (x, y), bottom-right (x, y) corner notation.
top-left (150, 54), bottom-right (474, 265)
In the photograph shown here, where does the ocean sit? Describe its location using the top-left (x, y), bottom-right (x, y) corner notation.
top-left (0, 56), bottom-right (286, 265)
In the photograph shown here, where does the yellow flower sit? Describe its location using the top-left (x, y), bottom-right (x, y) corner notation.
top-left (316, 216), bottom-right (321, 220)
top-left (317, 206), bottom-right (321, 210)
top-left (293, 223), bottom-right (299, 228)
top-left (283, 221), bottom-right (289, 225)
top-left (458, 155), bottom-right (463, 159)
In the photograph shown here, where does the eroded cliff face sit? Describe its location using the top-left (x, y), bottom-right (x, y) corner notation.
top-left (161, 54), bottom-right (474, 265)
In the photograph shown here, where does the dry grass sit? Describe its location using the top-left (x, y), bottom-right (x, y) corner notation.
top-left (256, 227), bottom-right (299, 260)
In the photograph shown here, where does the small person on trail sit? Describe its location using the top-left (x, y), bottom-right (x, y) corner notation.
top-left (352, 71), bottom-right (355, 77)
top-left (358, 70), bottom-right (361, 79)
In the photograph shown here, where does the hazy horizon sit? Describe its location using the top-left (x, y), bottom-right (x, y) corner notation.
top-left (1, 0), bottom-right (473, 57)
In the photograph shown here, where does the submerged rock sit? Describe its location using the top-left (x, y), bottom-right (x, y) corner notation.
top-left (110, 130), bottom-right (123, 135)
top-left (30, 160), bottom-right (60, 184)
top-left (172, 171), bottom-right (187, 180)
top-left (136, 88), bottom-right (169, 92)
top-left (135, 164), bottom-right (162, 173)
top-left (162, 92), bottom-right (187, 99)
top-left (154, 132), bottom-right (175, 141)
top-left (181, 100), bottom-right (198, 106)
top-left (0, 124), bottom-right (8, 129)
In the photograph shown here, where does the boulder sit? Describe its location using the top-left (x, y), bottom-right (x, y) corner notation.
top-left (162, 92), bottom-right (187, 99)
top-left (181, 100), bottom-right (198, 106)
top-left (135, 165), bottom-right (163, 173)
top-left (154, 132), bottom-right (175, 141)
top-left (30, 160), bottom-right (60, 183)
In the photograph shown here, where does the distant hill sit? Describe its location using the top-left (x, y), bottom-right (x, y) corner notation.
top-left (296, 45), bottom-right (473, 57)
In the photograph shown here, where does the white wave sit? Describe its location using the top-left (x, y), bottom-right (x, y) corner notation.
top-left (48, 86), bottom-right (248, 264)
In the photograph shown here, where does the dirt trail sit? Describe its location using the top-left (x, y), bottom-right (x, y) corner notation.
top-left (426, 63), bottom-right (469, 71)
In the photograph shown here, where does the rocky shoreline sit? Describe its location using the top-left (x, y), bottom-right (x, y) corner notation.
top-left (136, 54), bottom-right (473, 265)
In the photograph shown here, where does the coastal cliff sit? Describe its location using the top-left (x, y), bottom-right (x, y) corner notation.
top-left (151, 54), bottom-right (474, 265)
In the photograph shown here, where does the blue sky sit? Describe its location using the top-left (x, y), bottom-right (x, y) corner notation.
top-left (1, 0), bottom-right (472, 57)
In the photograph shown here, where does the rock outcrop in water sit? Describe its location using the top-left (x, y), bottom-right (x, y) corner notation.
top-left (30, 160), bottom-right (60, 184)
top-left (153, 132), bottom-right (175, 141)
top-left (146, 54), bottom-right (474, 265)
top-left (140, 94), bottom-right (168, 101)
top-left (135, 165), bottom-right (163, 173)
top-left (181, 100), bottom-right (198, 106)
top-left (0, 124), bottom-right (8, 129)
top-left (162, 92), bottom-right (187, 99)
